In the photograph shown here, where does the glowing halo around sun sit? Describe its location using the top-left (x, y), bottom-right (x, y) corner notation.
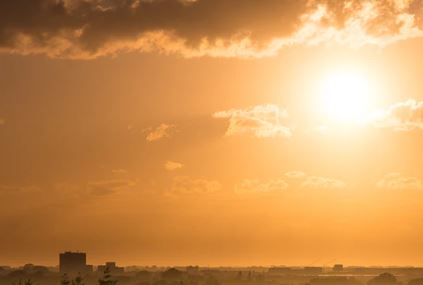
top-left (320, 69), bottom-right (375, 123)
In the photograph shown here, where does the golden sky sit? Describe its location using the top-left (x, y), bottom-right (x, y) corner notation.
top-left (1, 0), bottom-right (423, 267)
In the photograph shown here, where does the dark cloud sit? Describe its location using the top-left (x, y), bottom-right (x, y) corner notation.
top-left (1, 0), bottom-right (423, 58)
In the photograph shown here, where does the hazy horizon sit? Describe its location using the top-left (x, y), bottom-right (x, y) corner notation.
top-left (1, 0), bottom-right (423, 268)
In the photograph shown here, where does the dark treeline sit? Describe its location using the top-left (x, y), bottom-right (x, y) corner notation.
top-left (2, 267), bottom-right (423, 285)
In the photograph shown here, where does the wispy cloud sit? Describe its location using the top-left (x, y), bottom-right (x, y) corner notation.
top-left (165, 161), bottom-right (184, 171)
top-left (285, 171), bottom-right (307, 179)
top-left (146, 123), bottom-right (175, 142)
top-left (86, 179), bottom-right (136, 196)
top-left (213, 104), bottom-right (292, 138)
top-left (235, 179), bottom-right (288, 194)
top-left (285, 171), bottom-right (346, 190)
top-left (112, 169), bottom-right (128, 175)
top-left (377, 173), bottom-right (423, 190)
top-left (372, 99), bottom-right (423, 131)
top-left (169, 176), bottom-right (221, 195)
top-left (300, 176), bottom-right (346, 190)
top-left (0, 185), bottom-right (40, 193)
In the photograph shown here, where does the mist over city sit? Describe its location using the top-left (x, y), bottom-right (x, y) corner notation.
top-left (3, 252), bottom-right (423, 285)
top-left (1, 1), bottom-right (423, 285)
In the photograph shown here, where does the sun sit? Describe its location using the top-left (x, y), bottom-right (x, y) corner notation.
top-left (320, 69), bottom-right (374, 123)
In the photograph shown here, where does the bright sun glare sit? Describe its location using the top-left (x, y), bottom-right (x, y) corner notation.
top-left (321, 69), bottom-right (374, 123)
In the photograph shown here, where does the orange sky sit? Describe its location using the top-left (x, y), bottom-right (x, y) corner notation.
top-left (1, 0), bottom-right (423, 267)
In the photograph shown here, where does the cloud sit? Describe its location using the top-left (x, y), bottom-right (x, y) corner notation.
top-left (1, 0), bottom-right (423, 59)
top-left (169, 176), bottom-right (221, 195)
top-left (165, 160), bottom-right (184, 171)
top-left (112, 169), bottom-right (128, 175)
top-left (235, 173), bottom-right (345, 193)
top-left (0, 185), bottom-right (40, 193)
top-left (372, 99), bottom-right (423, 131)
top-left (235, 179), bottom-right (289, 194)
top-left (300, 176), bottom-right (346, 190)
top-left (145, 123), bottom-right (175, 142)
top-left (377, 173), bottom-right (423, 190)
top-left (213, 104), bottom-right (292, 138)
top-left (285, 171), bottom-right (347, 190)
top-left (86, 179), bottom-right (136, 196)
top-left (285, 171), bottom-right (307, 179)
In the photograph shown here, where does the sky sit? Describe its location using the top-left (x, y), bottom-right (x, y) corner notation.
top-left (1, 0), bottom-right (423, 267)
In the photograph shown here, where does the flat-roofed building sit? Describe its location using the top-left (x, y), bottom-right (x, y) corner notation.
top-left (59, 252), bottom-right (93, 275)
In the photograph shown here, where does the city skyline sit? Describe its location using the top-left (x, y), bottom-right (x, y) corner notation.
top-left (8, 251), bottom-right (423, 270)
top-left (1, 0), bottom-right (423, 268)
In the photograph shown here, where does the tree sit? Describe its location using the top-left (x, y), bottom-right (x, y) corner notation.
top-left (408, 278), bottom-right (423, 285)
top-left (162, 268), bottom-right (183, 280)
top-left (368, 273), bottom-right (399, 285)
top-left (99, 266), bottom-right (118, 285)
top-left (61, 274), bottom-right (70, 285)
top-left (72, 274), bottom-right (85, 285)
top-left (13, 279), bottom-right (33, 285)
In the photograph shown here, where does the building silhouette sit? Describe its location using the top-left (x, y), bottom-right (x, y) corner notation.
top-left (97, 262), bottom-right (124, 274)
top-left (304, 267), bottom-right (323, 275)
top-left (59, 252), bottom-right (93, 275)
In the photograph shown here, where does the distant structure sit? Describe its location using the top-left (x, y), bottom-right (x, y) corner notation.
top-left (59, 252), bottom-right (93, 275)
top-left (303, 267), bottom-right (323, 275)
top-left (186, 266), bottom-right (199, 274)
top-left (333, 264), bottom-right (344, 272)
top-left (22, 263), bottom-right (49, 274)
top-left (268, 267), bottom-right (292, 274)
top-left (268, 267), bottom-right (322, 275)
top-left (97, 262), bottom-right (124, 274)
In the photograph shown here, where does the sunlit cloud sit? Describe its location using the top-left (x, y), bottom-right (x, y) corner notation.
top-left (285, 171), bottom-right (346, 190)
top-left (311, 98), bottom-right (423, 133)
top-left (235, 179), bottom-right (289, 194)
top-left (2, 0), bottom-right (423, 59)
top-left (213, 104), bottom-right (292, 138)
top-left (300, 176), bottom-right (346, 190)
top-left (165, 160), bottom-right (184, 171)
top-left (377, 173), bottom-right (423, 190)
top-left (168, 176), bottom-right (221, 195)
top-left (372, 99), bottom-right (423, 131)
top-left (235, 173), bottom-right (346, 193)
top-left (145, 123), bottom-right (176, 142)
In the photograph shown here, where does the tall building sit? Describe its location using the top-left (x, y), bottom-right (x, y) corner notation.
top-left (59, 252), bottom-right (93, 275)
